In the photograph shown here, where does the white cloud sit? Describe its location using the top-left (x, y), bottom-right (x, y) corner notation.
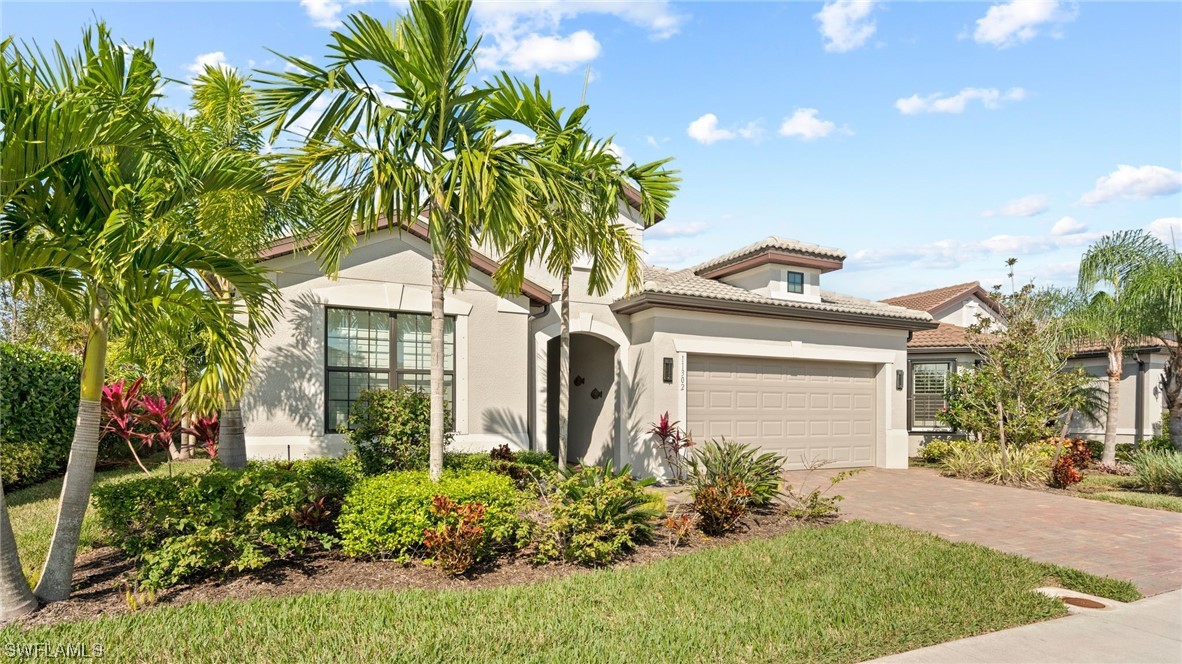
top-left (982, 194), bottom-right (1049, 218)
top-left (778, 108), bottom-right (847, 141)
top-left (815, 0), bottom-right (879, 53)
top-left (1079, 165), bottom-right (1182, 206)
top-left (186, 51), bottom-right (229, 79)
top-left (645, 221), bottom-right (708, 240)
top-left (849, 229), bottom-right (1099, 271)
top-left (973, 0), bottom-right (1077, 48)
top-left (301, 0), bottom-right (344, 28)
top-left (474, 2), bottom-right (682, 73)
top-left (1146, 217), bottom-right (1182, 245)
top-left (644, 243), bottom-right (701, 268)
top-left (1051, 216), bottom-right (1086, 236)
top-left (895, 87), bottom-right (1026, 114)
top-left (500, 30), bottom-right (601, 73)
top-left (685, 114), bottom-right (767, 145)
top-left (687, 114), bottom-right (735, 145)
top-left (645, 135), bottom-right (668, 148)
top-left (497, 132), bottom-right (535, 146)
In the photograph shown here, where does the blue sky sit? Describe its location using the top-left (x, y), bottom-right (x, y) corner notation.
top-left (5, 1), bottom-right (1180, 300)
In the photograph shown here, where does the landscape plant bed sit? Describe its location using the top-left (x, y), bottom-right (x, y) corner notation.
top-left (13, 506), bottom-right (807, 627)
top-left (935, 466), bottom-right (1182, 513)
top-left (1, 521), bottom-right (1136, 663)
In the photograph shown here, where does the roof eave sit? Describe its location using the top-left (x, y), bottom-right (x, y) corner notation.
top-left (612, 292), bottom-right (939, 331)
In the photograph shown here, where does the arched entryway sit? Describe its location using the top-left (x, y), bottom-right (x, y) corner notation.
top-left (546, 333), bottom-right (618, 466)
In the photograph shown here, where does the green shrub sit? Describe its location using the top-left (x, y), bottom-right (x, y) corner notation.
top-left (1143, 435), bottom-right (1177, 454)
top-left (940, 443), bottom-right (1049, 486)
top-left (345, 387), bottom-right (453, 475)
top-left (337, 470), bottom-right (523, 557)
top-left (1131, 450), bottom-right (1182, 496)
top-left (0, 343), bottom-right (81, 488)
top-left (920, 439), bottom-right (970, 463)
top-left (783, 467), bottom-right (863, 521)
top-left (685, 438), bottom-right (784, 507)
top-left (93, 462), bottom-right (340, 589)
top-left (535, 462), bottom-right (661, 565)
top-left (443, 448), bottom-right (558, 490)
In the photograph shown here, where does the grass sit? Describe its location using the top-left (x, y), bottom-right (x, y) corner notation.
top-left (1079, 491), bottom-right (1182, 512)
top-left (0, 520), bottom-right (1137, 663)
top-left (7, 456), bottom-right (210, 584)
top-left (1071, 472), bottom-right (1182, 512)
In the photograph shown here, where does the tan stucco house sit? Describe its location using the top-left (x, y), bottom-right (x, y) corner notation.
top-left (883, 282), bottom-right (1170, 453)
top-left (241, 204), bottom-right (938, 477)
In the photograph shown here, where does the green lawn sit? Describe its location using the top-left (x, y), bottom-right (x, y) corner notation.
top-left (0, 520), bottom-right (1137, 664)
top-left (7, 457), bottom-right (211, 584)
top-left (1073, 473), bottom-right (1182, 512)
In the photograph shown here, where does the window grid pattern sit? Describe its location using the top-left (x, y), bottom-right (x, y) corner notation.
top-left (786, 271), bottom-right (805, 294)
top-left (325, 308), bottom-right (456, 433)
top-left (910, 361), bottom-right (952, 430)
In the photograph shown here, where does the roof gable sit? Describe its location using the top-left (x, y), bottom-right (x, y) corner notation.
top-left (691, 236), bottom-right (846, 279)
top-left (882, 281), bottom-right (1001, 317)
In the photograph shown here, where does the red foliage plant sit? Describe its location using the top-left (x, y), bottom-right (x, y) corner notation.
top-left (1050, 437), bottom-right (1092, 488)
top-left (648, 411), bottom-right (695, 481)
top-left (183, 414), bottom-right (220, 458)
top-left (422, 495), bottom-right (488, 576)
top-left (138, 393), bottom-right (181, 453)
top-left (101, 378), bottom-right (145, 443)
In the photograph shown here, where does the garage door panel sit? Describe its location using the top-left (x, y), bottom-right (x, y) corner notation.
top-left (687, 355), bottom-right (876, 470)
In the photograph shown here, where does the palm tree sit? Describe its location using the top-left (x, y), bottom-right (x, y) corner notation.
top-left (1076, 230), bottom-right (1173, 464)
top-left (484, 77), bottom-right (679, 468)
top-left (1124, 236), bottom-right (1182, 450)
top-left (1, 25), bottom-right (280, 604)
top-left (256, 1), bottom-right (541, 481)
top-left (0, 483), bottom-right (37, 623)
top-left (172, 65), bottom-right (319, 467)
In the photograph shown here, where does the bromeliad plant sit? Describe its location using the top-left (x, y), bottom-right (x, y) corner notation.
top-left (183, 414), bottom-right (220, 458)
top-left (101, 378), bottom-right (150, 473)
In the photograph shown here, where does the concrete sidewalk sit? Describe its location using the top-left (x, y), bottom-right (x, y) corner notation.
top-left (871, 590), bottom-right (1182, 663)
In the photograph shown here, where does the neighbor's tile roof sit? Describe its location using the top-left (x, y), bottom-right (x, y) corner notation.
top-left (881, 281), bottom-right (986, 314)
top-left (632, 265), bottom-right (933, 323)
top-left (909, 323), bottom-right (978, 349)
top-left (690, 236), bottom-right (847, 275)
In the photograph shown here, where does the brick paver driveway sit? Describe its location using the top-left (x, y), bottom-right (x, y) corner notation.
top-left (786, 467), bottom-right (1182, 596)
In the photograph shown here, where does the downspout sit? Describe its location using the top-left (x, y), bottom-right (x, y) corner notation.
top-left (526, 302), bottom-right (551, 452)
top-left (1134, 352), bottom-right (1146, 444)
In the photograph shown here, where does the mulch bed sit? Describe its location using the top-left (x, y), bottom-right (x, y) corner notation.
top-left (18, 508), bottom-right (811, 628)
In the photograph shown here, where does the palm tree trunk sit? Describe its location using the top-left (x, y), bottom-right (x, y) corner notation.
top-left (996, 400), bottom-right (1009, 464)
top-left (1102, 348), bottom-right (1122, 465)
top-left (0, 483), bottom-right (37, 623)
top-left (175, 370), bottom-right (192, 461)
top-left (429, 252), bottom-right (446, 482)
top-left (219, 399), bottom-right (247, 468)
top-left (558, 271), bottom-right (570, 470)
top-left (1166, 347), bottom-right (1181, 452)
top-left (34, 314), bottom-right (107, 602)
top-left (1051, 408), bottom-right (1076, 470)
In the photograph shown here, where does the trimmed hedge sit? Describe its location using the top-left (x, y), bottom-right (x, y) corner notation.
top-left (337, 470), bottom-right (524, 558)
top-left (0, 343), bottom-right (81, 489)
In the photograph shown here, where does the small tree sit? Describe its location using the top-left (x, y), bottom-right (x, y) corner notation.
top-left (952, 273), bottom-right (1079, 457)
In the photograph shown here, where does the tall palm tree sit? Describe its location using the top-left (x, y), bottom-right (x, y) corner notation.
top-left (257, 1), bottom-right (540, 481)
top-left (173, 65), bottom-right (319, 467)
top-left (1, 25), bottom-right (280, 605)
top-left (484, 76), bottom-right (679, 468)
top-left (1124, 236), bottom-right (1182, 449)
top-left (1076, 230), bottom-right (1173, 464)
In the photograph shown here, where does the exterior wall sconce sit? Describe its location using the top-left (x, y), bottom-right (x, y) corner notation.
top-left (663, 357), bottom-right (674, 384)
top-left (896, 369), bottom-right (905, 391)
top-left (590, 388), bottom-right (603, 400)
top-left (573, 375), bottom-right (585, 386)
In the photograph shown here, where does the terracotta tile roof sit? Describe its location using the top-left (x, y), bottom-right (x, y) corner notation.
top-left (690, 236), bottom-right (846, 276)
top-left (1070, 337), bottom-right (1174, 355)
top-left (622, 265), bottom-right (934, 325)
top-left (909, 323), bottom-right (978, 349)
top-left (882, 281), bottom-right (996, 315)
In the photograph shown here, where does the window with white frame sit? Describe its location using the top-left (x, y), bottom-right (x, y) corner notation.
top-left (909, 360), bottom-right (953, 430)
top-left (325, 307), bottom-right (455, 432)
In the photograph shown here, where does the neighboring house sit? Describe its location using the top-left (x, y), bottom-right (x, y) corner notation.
top-left (242, 204), bottom-right (936, 477)
top-left (883, 282), bottom-right (1169, 453)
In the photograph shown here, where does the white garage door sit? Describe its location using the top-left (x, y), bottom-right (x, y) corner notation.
top-left (686, 354), bottom-right (877, 469)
